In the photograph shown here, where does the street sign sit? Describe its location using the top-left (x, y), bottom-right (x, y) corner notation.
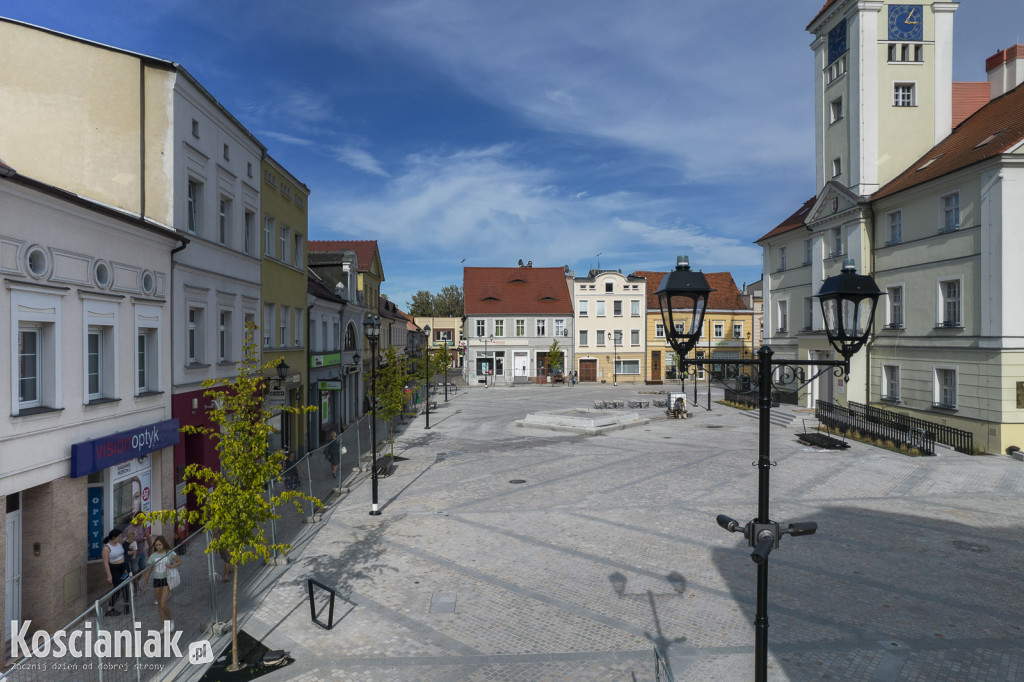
top-left (318, 380), bottom-right (342, 391)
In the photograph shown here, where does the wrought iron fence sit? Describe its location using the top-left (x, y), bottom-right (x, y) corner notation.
top-left (3, 414), bottom-right (386, 681)
top-left (816, 400), bottom-right (937, 455)
top-left (846, 401), bottom-right (974, 454)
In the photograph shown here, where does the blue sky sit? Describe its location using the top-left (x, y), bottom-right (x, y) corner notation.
top-left (4, 1), bottom-right (1023, 309)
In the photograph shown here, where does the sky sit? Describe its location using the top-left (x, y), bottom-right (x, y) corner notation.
top-left (4, 1), bottom-right (1023, 310)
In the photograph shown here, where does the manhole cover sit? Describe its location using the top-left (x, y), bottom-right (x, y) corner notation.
top-left (509, 479), bottom-right (527, 484)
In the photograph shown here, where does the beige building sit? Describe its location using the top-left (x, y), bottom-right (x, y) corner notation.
top-left (573, 270), bottom-right (646, 384)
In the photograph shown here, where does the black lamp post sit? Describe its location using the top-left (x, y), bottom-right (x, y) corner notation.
top-left (276, 360), bottom-right (290, 448)
top-left (443, 341), bottom-right (449, 403)
top-left (612, 331), bottom-right (620, 386)
top-left (657, 255), bottom-right (880, 682)
top-left (423, 326), bottom-right (431, 429)
top-left (362, 315), bottom-right (382, 516)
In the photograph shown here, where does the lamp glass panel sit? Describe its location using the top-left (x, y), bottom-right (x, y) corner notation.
top-left (820, 298), bottom-right (839, 337)
top-left (690, 297), bottom-right (705, 335)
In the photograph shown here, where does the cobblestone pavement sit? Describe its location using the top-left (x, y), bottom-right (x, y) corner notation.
top-left (190, 383), bottom-right (1024, 681)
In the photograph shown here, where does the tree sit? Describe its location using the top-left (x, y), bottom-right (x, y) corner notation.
top-left (132, 324), bottom-right (316, 672)
top-left (546, 339), bottom-right (564, 373)
top-left (374, 345), bottom-right (414, 456)
top-left (433, 343), bottom-right (453, 380)
top-left (434, 284), bottom-right (464, 317)
top-left (407, 290), bottom-right (434, 317)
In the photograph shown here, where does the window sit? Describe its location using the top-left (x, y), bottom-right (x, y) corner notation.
top-left (263, 304), bottom-right (274, 348)
top-left (19, 327), bottom-right (41, 408)
top-left (777, 301), bottom-right (788, 332)
top-left (887, 285), bottom-right (904, 328)
top-left (435, 329), bottom-right (454, 343)
top-left (535, 319), bottom-right (546, 336)
top-left (86, 326), bottom-right (114, 401)
top-left (614, 359), bottom-right (641, 375)
top-left (579, 329), bottom-right (588, 346)
top-left (264, 217), bottom-right (275, 256)
top-left (883, 365), bottom-right (900, 401)
top-left (889, 43), bottom-right (924, 63)
top-left (187, 181), bottom-right (200, 234)
top-left (830, 97), bottom-right (843, 123)
top-left (223, 143), bottom-right (230, 161)
top-left (803, 238), bottom-right (813, 266)
top-left (596, 330), bottom-right (606, 345)
top-left (578, 300), bottom-right (589, 317)
top-left (321, 320), bottom-right (329, 351)
top-left (894, 83), bottom-right (916, 107)
top-left (344, 323), bottom-right (355, 350)
top-left (940, 193), bottom-right (960, 233)
top-left (596, 301), bottom-right (606, 316)
top-left (733, 323), bottom-right (743, 339)
top-left (244, 211), bottom-right (254, 255)
top-left (515, 319), bottom-right (525, 337)
top-left (605, 282), bottom-right (614, 293)
top-left (218, 311), bottom-right (230, 362)
top-left (280, 226), bottom-right (290, 263)
top-left (713, 322), bottom-right (724, 338)
top-left (554, 319), bottom-right (566, 336)
top-left (613, 301), bottom-right (622, 316)
top-left (804, 297), bottom-right (815, 331)
top-left (832, 157), bottom-right (842, 177)
top-left (191, 119), bottom-right (199, 137)
top-left (494, 319), bottom-right (505, 337)
top-left (886, 210), bottom-right (902, 245)
top-left (612, 330), bottom-right (623, 347)
top-left (655, 322), bottom-right (665, 339)
top-left (187, 308), bottom-right (203, 364)
top-left (294, 309), bottom-right (303, 347)
top-left (938, 279), bottom-right (961, 327)
top-left (219, 198), bottom-right (230, 245)
top-left (293, 234), bottom-right (302, 268)
top-left (137, 330), bottom-right (157, 393)
top-left (830, 228), bottom-right (843, 258)
top-left (934, 368), bottom-right (958, 409)
top-left (280, 306), bottom-right (290, 347)
top-left (630, 300), bottom-right (640, 316)
top-left (476, 319), bottom-right (486, 336)
top-left (778, 247), bottom-right (787, 272)
top-left (630, 329), bottom-right (640, 345)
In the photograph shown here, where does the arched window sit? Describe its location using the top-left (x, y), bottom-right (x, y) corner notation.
top-left (345, 323), bottom-right (357, 350)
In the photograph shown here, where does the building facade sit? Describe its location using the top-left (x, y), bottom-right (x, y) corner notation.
top-left (573, 270), bottom-right (646, 384)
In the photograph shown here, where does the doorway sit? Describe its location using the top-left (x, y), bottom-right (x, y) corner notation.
top-left (579, 359), bottom-right (597, 382)
top-left (651, 351), bottom-right (661, 382)
top-left (5, 493), bottom-right (21, 636)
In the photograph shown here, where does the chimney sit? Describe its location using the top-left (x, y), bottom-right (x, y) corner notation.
top-left (986, 44), bottom-right (1024, 98)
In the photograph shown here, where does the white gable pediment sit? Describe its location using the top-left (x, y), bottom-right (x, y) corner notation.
top-left (807, 182), bottom-right (862, 226)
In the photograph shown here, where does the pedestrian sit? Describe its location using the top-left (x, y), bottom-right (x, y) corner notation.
top-left (140, 535), bottom-right (182, 632)
top-left (127, 518), bottom-right (150, 590)
top-left (173, 521), bottom-right (188, 555)
top-left (326, 431), bottom-right (341, 477)
top-left (101, 528), bottom-right (129, 616)
top-left (283, 448), bottom-right (300, 490)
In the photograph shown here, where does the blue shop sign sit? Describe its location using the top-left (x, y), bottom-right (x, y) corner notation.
top-left (88, 487), bottom-right (104, 560)
top-left (70, 418), bottom-right (180, 478)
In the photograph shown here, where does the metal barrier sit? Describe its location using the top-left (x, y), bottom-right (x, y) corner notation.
top-left (816, 400), bottom-right (937, 456)
top-left (3, 414), bottom-right (386, 681)
top-left (654, 644), bottom-right (675, 682)
top-left (847, 400), bottom-right (975, 454)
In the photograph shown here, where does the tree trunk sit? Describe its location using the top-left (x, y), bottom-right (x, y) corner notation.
top-left (228, 565), bottom-right (242, 671)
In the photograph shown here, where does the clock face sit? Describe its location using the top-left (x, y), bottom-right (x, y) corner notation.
top-left (888, 5), bottom-right (923, 41)
top-left (827, 19), bottom-right (847, 64)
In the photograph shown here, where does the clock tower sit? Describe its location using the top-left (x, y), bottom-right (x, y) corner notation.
top-left (807, 1), bottom-right (958, 197)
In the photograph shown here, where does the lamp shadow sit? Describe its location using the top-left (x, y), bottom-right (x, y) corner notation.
top-left (608, 570), bottom-right (687, 680)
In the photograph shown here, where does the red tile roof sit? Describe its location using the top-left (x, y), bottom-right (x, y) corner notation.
top-left (874, 82), bottom-right (1024, 201)
top-left (952, 82), bottom-right (990, 128)
top-left (807, 0), bottom-right (842, 31)
top-left (632, 271), bottom-right (750, 312)
top-left (308, 240), bottom-right (378, 273)
top-left (464, 266), bottom-right (573, 315)
top-left (755, 197), bottom-right (816, 243)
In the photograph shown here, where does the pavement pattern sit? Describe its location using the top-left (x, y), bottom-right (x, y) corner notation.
top-left (190, 382), bottom-right (1024, 681)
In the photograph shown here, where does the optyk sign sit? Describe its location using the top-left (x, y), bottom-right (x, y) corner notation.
top-left (70, 419), bottom-right (179, 478)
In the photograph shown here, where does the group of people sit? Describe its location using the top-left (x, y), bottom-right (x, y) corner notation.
top-left (101, 522), bottom-right (181, 631)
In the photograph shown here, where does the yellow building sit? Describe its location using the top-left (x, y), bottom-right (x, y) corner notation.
top-left (261, 156), bottom-right (309, 453)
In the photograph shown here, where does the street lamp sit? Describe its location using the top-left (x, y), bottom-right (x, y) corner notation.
top-left (657, 255), bottom-right (880, 682)
top-left (423, 326), bottom-right (431, 429)
top-left (362, 315), bottom-right (382, 516)
top-left (443, 341), bottom-right (449, 403)
top-left (612, 330), bottom-right (621, 386)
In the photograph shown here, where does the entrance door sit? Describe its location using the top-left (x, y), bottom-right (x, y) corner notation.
top-left (5, 496), bottom-right (21, 636)
top-left (811, 350), bottom-right (834, 407)
top-left (651, 351), bottom-right (661, 382)
top-left (513, 352), bottom-right (529, 377)
top-left (579, 359), bottom-right (597, 382)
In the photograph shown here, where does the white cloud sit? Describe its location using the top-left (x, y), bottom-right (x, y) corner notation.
top-left (331, 145), bottom-right (390, 177)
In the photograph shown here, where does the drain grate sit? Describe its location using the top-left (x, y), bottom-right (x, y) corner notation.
top-left (509, 479), bottom-right (527, 484)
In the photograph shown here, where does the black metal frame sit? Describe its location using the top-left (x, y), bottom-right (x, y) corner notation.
top-left (307, 578), bottom-right (337, 630)
top-left (364, 317), bottom-right (382, 516)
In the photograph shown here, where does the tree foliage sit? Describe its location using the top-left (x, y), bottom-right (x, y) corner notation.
top-left (131, 324), bottom-right (316, 671)
top-left (546, 339), bottom-right (564, 372)
top-left (406, 284), bottom-right (464, 317)
top-left (374, 345), bottom-right (415, 456)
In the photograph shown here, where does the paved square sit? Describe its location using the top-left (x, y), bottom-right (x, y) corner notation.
top-left (215, 383), bottom-right (1024, 681)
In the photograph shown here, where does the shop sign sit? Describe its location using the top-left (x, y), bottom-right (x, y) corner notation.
top-left (318, 380), bottom-right (342, 391)
top-left (87, 487), bottom-right (104, 560)
top-left (311, 353), bottom-right (341, 368)
top-left (70, 418), bottom-right (179, 478)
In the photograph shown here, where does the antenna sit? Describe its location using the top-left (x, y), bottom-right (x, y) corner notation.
top-left (595, 253), bottom-right (602, 270)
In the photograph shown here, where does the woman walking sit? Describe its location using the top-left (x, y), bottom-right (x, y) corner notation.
top-left (140, 535), bottom-right (182, 631)
top-left (101, 529), bottom-right (129, 616)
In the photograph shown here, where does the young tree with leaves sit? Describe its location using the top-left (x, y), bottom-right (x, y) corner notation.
top-left (546, 339), bottom-right (564, 374)
top-left (131, 324), bottom-right (316, 672)
top-left (374, 345), bottom-right (414, 456)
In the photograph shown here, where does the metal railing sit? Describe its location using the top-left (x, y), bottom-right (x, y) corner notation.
top-left (816, 400), bottom-right (937, 455)
top-left (847, 400), bottom-right (974, 454)
top-left (3, 415), bottom-right (388, 681)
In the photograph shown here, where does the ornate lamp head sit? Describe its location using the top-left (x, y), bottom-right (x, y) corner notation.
top-left (814, 258), bottom-right (883, 360)
top-left (655, 256), bottom-right (714, 358)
